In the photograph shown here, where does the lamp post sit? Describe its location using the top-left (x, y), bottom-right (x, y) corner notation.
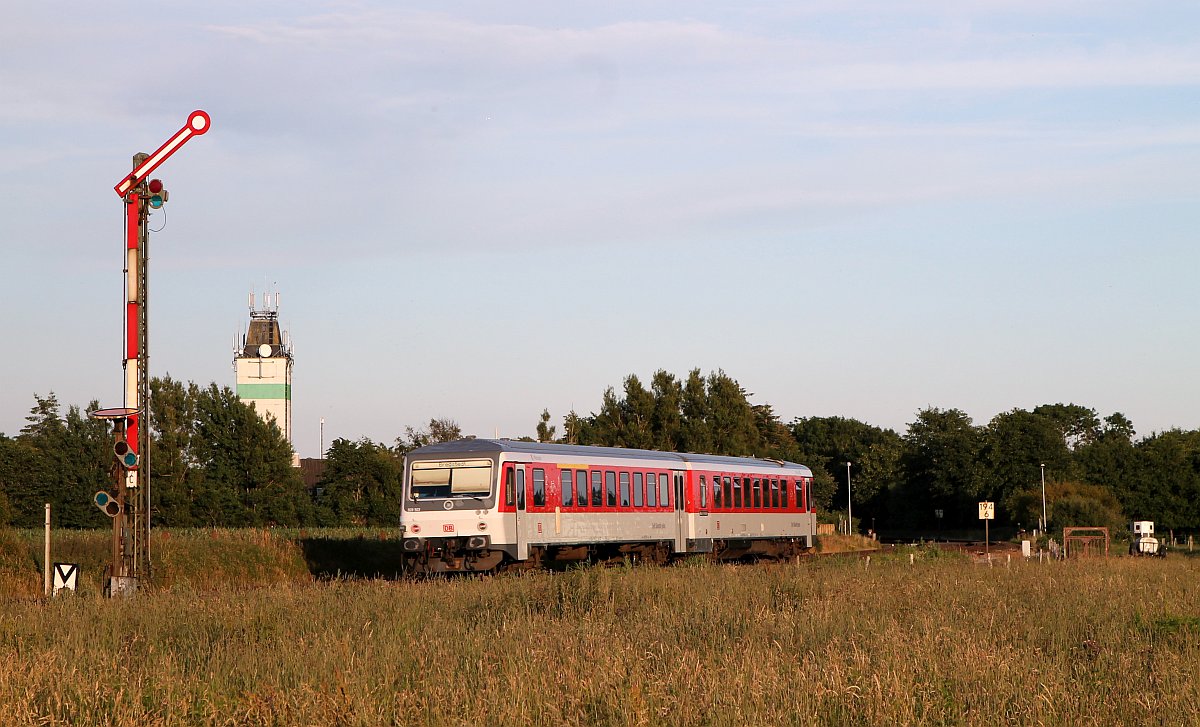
top-left (1040, 463), bottom-right (1047, 534)
top-left (320, 417), bottom-right (326, 458)
top-left (846, 461), bottom-right (853, 536)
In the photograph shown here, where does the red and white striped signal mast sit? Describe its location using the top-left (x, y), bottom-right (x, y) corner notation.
top-left (95, 110), bottom-right (209, 596)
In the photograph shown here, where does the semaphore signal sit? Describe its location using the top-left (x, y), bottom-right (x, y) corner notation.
top-left (92, 111), bottom-right (210, 597)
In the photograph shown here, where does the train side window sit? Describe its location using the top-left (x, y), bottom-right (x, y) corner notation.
top-left (606, 471), bottom-right (617, 507)
top-left (658, 473), bottom-right (670, 507)
top-left (781, 478), bottom-right (789, 508)
top-left (619, 472), bottom-right (631, 508)
top-left (646, 472), bottom-right (657, 507)
top-left (505, 467), bottom-right (515, 507)
top-left (733, 477), bottom-right (743, 508)
top-left (796, 478), bottom-right (805, 510)
top-left (532, 468), bottom-right (546, 508)
top-left (770, 479), bottom-right (780, 508)
top-left (516, 468), bottom-right (525, 510)
top-left (711, 476), bottom-right (723, 510)
top-left (591, 471), bottom-right (603, 507)
top-left (560, 470), bottom-right (573, 508)
top-left (699, 476), bottom-right (708, 510)
top-left (576, 470), bottom-right (588, 508)
top-left (633, 473), bottom-right (644, 508)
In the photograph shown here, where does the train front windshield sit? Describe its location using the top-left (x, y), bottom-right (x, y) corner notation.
top-left (410, 459), bottom-right (494, 500)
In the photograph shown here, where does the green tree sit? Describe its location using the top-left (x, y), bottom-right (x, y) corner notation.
top-left (562, 410), bottom-right (591, 445)
top-left (9, 393), bottom-right (109, 528)
top-left (188, 384), bottom-right (310, 526)
top-left (536, 409), bottom-right (556, 443)
top-left (20, 392), bottom-right (64, 441)
top-left (0, 435), bottom-right (45, 527)
top-left (900, 407), bottom-right (984, 527)
top-left (1124, 430), bottom-right (1200, 530)
top-left (679, 369), bottom-right (714, 453)
top-left (853, 434), bottom-right (904, 522)
top-left (705, 371), bottom-right (761, 457)
top-left (1032, 403), bottom-right (1101, 451)
top-left (1011, 480), bottom-right (1127, 533)
top-left (148, 376), bottom-right (203, 527)
top-left (980, 408), bottom-right (1071, 522)
top-left (619, 375), bottom-right (657, 449)
top-left (395, 418), bottom-right (462, 455)
top-left (790, 416), bottom-right (903, 510)
top-left (58, 402), bottom-right (112, 528)
top-left (588, 387), bottom-right (626, 447)
top-left (315, 437), bottom-right (402, 526)
top-left (650, 370), bottom-right (683, 451)
top-left (1073, 412), bottom-right (1139, 522)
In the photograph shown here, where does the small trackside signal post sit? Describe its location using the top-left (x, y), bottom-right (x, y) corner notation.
top-left (979, 501), bottom-right (995, 559)
top-left (98, 110), bottom-right (209, 597)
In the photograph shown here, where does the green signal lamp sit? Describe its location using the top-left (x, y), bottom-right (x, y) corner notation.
top-left (113, 439), bottom-right (140, 469)
top-left (147, 178), bottom-right (169, 209)
top-left (94, 491), bottom-right (121, 517)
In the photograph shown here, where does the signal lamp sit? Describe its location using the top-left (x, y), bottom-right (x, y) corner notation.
top-left (94, 491), bottom-right (122, 517)
top-left (147, 179), bottom-right (169, 209)
top-left (113, 439), bottom-right (140, 469)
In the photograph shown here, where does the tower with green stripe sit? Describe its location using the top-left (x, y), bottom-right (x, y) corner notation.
top-left (234, 292), bottom-right (293, 448)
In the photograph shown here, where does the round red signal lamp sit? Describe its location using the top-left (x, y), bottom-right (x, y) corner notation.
top-left (148, 179), bottom-right (164, 194)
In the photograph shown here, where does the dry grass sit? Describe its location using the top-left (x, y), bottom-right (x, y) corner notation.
top-left (1, 528), bottom-right (310, 598)
top-left (814, 533), bottom-right (880, 554)
top-left (2, 548), bottom-right (1198, 726)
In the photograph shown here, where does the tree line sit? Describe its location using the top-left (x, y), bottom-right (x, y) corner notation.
top-left (2, 370), bottom-right (1197, 534)
top-left (0, 377), bottom-right (462, 529)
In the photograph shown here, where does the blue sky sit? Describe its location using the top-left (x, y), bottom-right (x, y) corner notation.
top-left (2, 2), bottom-right (1198, 457)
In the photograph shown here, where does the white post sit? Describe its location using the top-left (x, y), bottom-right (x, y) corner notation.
top-left (845, 462), bottom-right (853, 536)
top-left (1040, 463), bottom-right (1047, 534)
top-left (43, 503), bottom-right (51, 596)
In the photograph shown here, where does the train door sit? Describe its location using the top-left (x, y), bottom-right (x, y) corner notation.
top-left (503, 463), bottom-right (529, 561)
top-left (673, 471), bottom-right (687, 552)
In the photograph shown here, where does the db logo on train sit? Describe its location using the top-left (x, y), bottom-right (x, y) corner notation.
top-left (443, 524), bottom-right (455, 533)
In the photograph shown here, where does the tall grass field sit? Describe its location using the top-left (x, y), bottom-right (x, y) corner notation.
top-left (1, 530), bottom-right (1198, 725)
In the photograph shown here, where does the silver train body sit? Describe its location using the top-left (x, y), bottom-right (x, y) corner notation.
top-left (400, 439), bottom-right (818, 573)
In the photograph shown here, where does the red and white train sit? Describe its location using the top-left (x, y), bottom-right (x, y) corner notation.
top-left (400, 438), bottom-right (817, 573)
